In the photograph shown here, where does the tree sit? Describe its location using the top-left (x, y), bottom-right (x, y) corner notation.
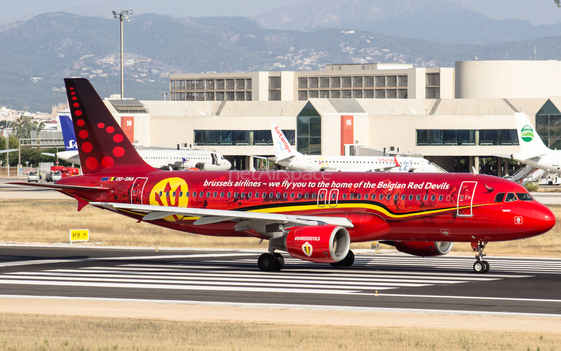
top-left (13, 115), bottom-right (45, 139)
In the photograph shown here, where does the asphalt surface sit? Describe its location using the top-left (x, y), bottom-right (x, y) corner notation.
top-left (0, 246), bottom-right (560, 316)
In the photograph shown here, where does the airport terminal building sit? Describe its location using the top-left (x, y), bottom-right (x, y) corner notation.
top-left (101, 60), bottom-right (561, 174)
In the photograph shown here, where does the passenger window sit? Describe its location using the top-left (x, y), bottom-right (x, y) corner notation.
top-left (364, 194), bottom-right (369, 200)
top-left (213, 192), bottom-right (218, 197)
top-left (495, 193), bottom-right (505, 202)
top-left (192, 191), bottom-right (197, 197)
top-left (401, 194), bottom-right (406, 200)
top-left (312, 193), bottom-right (317, 199)
top-left (283, 193), bottom-right (288, 199)
top-left (304, 193), bottom-right (309, 199)
top-left (254, 192), bottom-right (259, 198)
top-left (207, 192), bottom-right (211, 197)
top-left (298, 193), bottom-right (302, 199)
top-left (394, 194), bottom-right (398, 201)
top-left (505, 193), bottom-right (518, 202)
top-left (356, 194), bottom-right (361, 200)
top-left (350, 193), bottom-right (354, 200)
top-left (416, 195), bottom-right (421, 201)
top-left (179, 192), bottom-right (183, 197)
top-left (269, 192), bottom-right (274, 199)
top-left (276, 193), bottom-right (281, 199)
top-left (438, 195), bottom-right (443, 201)
top-left (234, 192), bottom-right (238, 198)
top-left (423, 195), bottom-right (428, 201)
top-left (516, 193), bottom-right (533, 201)
top-left (379, 194), bottom-right (384, 200)
top-left (220, 192), bottom-right (224, 197)
top-left (172, 192), bottom-right (176, 197)
top-left (409, 194), bottom-right (413, 201)
top-left (431, 195), bottom-right (435, 201)
top-left (227, 192), bottom-right (232, 197)
top-left (342, 194), bottom-right (347, 200)
top-left (386, 195), bottom-right (391, 201)
top-left (290, 193), bottom-right (295, 199)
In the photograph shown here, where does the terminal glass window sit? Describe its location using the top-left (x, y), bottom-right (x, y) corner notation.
top-left (319, 90), bottom-right (329, 98)
top-left (269, 77), bottom-right (281, 89)
top-left (416, 129), bottom-right (518, 146)
top-left (331, 90), bottom-right (341, 98)
top-left (387, 76), bottom-right (397, 87)
top-left (536, 99), bottom-right (561, 149)
top-left (297, 102), bottom-right (322, 155)
top-left (206, 79), bottom-right (215, 90)
top-left (364, 76), bottom-right (374, 87)
top-left (226, 79), bottom-right (235, 89)
top-left (187, 80), bottom-right (195, 90)
top-left (309, 77), bottom-right (319, 88)
top-left (235, 79), bottom-right (245, 89)
top-left (331, 77), bottom-right (341, 88)
top-left (352, 76), bottom-right (363, 87)
top-left (342, 77), bottom-right (352, 88)
top-left (196, 80), bottom-right (205, 90)
top-left (298, 91), bottom-right (308, 101)
top-left (216, 79), bottom-right (224, 89)
top-left (320, 77), bottom-right (330, 88)
top-left (194, 129), bottom-right (295, 146)
top-left (298, 77), bottom-right (308, 89)
top-left (398, 75), bottom-right (408, 86)
top-left (375, 76), bottom-right (385, 87)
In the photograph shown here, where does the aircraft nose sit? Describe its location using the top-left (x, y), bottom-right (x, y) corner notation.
top-left (536, 205), bottom-right (556, 234)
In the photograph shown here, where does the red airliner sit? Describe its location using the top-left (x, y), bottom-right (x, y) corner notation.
top-left (13, 78), bottom-right (556, 273)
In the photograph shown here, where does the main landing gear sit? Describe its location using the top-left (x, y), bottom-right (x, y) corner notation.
top-left (472, 241), bottom-right (490, 273)
top-left (258, 252), bottom-right (284, 272)
top-left (330, 250), bottom-right (355, 267)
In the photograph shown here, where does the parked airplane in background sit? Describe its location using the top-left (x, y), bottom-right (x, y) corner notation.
top-left (507, 112), bottom-right (561, 174)
top-left (12, 79), bottom-right (555, 274)
top-left (271, 124), bottom-right (443, 173)
top-left (47, 115), bottom-right (231, 170)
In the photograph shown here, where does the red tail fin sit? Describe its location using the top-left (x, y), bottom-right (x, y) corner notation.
top-left (64, 78), bottom-right (155, 175)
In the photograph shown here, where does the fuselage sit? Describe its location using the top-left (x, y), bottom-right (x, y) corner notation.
top-left (57, 171), bottom-right (554, 243)
top-left (512, 151), bottom-right (561, 173)
top-left (277, 155), bottom-right (440, 172)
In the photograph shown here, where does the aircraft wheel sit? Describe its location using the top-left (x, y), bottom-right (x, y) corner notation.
top-left (330, 250), bottom-right (355, 267)
top-left (273, 253), bottom-right (285, 270)
top-left (473, 261), bottom-right (485, 273)
top-left (258, 253), bottom-right (279, 272)
top-left (482, 260), bottom-right (490, 273)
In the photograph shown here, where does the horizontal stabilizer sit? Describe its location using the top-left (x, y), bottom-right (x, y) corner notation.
top-left (8, 182), bottom-right (109, 191)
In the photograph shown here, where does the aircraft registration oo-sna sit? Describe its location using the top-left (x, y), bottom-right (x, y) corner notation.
top-left (12, 78), bottom-right (556, 273)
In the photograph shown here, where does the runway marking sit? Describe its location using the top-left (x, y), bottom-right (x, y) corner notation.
top-left (0, 253), bottom-right (251, 268)
top-left (1, 294), bottom-right (561, 318)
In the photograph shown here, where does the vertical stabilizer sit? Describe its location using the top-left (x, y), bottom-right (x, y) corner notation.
top-left (515, 112), bottom-right (550, 154)
top-left (271, 124), bottom-right (300, 161)
top-left (64, 78), bottom-right (155, 175)
top-left (59, 115), bottom-right (78, 151)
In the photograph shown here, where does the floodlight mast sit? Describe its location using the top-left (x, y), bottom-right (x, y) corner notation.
top-left (112, 10), bottom-right (134, 100)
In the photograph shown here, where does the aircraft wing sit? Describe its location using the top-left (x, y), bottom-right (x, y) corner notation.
top-left (91, 202), bottom-right (354, 235)
top-left (0, 149), bottom-right (18, 154)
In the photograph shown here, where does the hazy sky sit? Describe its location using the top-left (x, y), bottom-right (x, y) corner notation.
top-left (2, 0), bottom-right (561, 25)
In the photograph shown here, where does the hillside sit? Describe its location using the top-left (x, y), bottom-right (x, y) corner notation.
top-left (1, 12), bottom-right (561, 112)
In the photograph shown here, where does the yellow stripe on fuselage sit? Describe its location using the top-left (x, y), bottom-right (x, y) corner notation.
top-left (250, 202), bottom-right (490, 219)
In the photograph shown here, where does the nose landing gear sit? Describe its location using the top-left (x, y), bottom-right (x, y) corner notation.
top-left (471, 241), bottom-right (489, 273)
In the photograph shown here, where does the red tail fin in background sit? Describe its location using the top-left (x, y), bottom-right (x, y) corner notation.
top-left (64, 78), bottom-right (155, 175)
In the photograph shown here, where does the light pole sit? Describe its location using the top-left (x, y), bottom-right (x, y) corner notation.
top-left (112, 10), bottom-right (133, 100)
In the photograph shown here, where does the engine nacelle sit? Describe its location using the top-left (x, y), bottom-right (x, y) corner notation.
top-left (272, 225), bottom-right (350, 263)
top-left (389, 241), bottom-right (453, 257)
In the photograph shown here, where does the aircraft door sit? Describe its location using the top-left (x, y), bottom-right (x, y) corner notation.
top-left (457, 181), bottom-right (477, 217)
top-left (329, 189), bottom-right (339, 208)
top-left (553, 153), bottom-right (559, 167)
top-left (211, 153), bottom-right (218, 165)
top-left (317, 188), bottom-right (328, 207)
top-left (131, 177), bottom-right (148, 204)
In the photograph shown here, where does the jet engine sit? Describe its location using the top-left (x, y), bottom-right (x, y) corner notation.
top-left (385, 241), bottom-right (453, 257)
top-left (270, 225), bottom-right (350, 263)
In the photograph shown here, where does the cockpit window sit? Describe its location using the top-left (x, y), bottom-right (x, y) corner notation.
top-left (505, 193), bottom-right (518, 202)
top-left (494, 193), bottom-right (505, 202)
top-left (516, 193), bottom-right (533, 201)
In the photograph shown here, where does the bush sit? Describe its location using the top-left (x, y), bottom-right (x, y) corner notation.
top-left (524, 182), bottom-right (539, 192)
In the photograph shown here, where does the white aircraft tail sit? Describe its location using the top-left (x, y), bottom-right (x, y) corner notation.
top-left (515, 112), bottom-right (550, 154)
top-left (271, 124), bottom-right (300, 161)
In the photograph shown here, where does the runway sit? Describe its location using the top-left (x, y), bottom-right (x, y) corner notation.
top-left (1, 246), bottom-right (560, 316)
